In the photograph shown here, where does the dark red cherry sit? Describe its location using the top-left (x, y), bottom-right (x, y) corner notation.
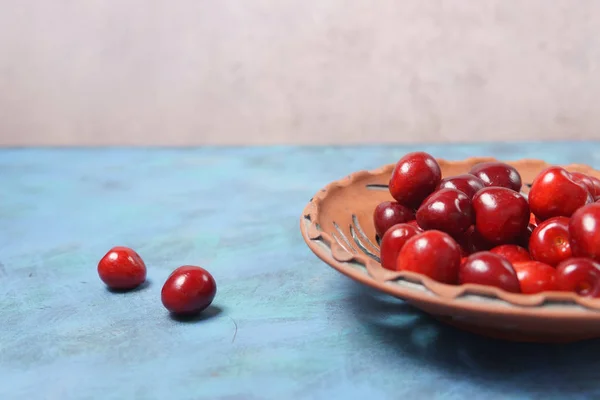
top-left (459, 252), bottom-right (521, 293)
top-left (379, 223), bottom-right (421, 270)
top-left (373, 201), bottom-right (415, 238)
top-left (555, 258), bottom-right (600, 298)
top-left (161, 266), bottom-right (217, 315)
top-left (472, 187), bottom-right (530, 244)
top-left (389, 152), bottom-right (442, 209)
top-left (469, 161), bottom-right (522, 192)
top-left (416, 188), bottom-right (474, 236)
top-left (435, 174), bottom-right (486, 199)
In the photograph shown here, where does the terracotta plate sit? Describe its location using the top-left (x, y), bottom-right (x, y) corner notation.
top-left (300, 157), bottom-right (600, 343)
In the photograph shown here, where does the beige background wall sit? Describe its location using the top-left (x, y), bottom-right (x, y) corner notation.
top-left (1, 1), bottom-right (599, 146)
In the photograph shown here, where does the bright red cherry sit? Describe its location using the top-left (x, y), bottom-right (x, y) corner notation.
top-left (512, 261), bottom-right (558, 294)
top-left (435, 174), bottom-right (486, 199)
top-left (528, 166), bottom-right (593, 221)
top-left (373, 201), bottom-right (415, 238)
top-left (490, 244), bottom-right (531, 264)
top-left (528, 216), bottom-right (571, 266)
top-left (569, 202), bottom-right (600, 261)
top-left (416, 188), bottom-right (474, 236)
top-left (97, 246), bottom-right (147, 290)
top-left (379, 223), bottom-right (421, 270)
top-left (555, 258), bottom-right (600, 297)
top-left (389, 152), bottom-right (442, 209)
top-left (396, 230), bottom-right (461, 284)
top-left (459, 252), bottom-right (521, 293)
top-left (472, 187), bottom-right (530, 244)
top-left (161, 266), bottom-right (217, 315)
top-left (469, 161), bottom-right (522, 192)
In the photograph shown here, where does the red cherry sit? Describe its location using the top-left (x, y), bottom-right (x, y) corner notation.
top-left (555, 258), bottom-right (600, 297)
top-left (161, 266), bottom-right (217, 315)
top-left (396, 230), bottom-right (461, 284)
top-left (472, 187), bottom-right (530, 244)
top-left (490, 244), bottom-right (531, 264)
top-left (389, 152), bottom-right (442, 208)
top-left (405, 220), bottom-right (424, 232)
top-left (528, 166), bottom-right (593, 221)
top-left (571, 172), bottom-right (596, 197)
top-left (588, 175), bottom-right (600, 201)
top-left (469, 161), bottom-right (522, 192)
top-left (435, 174), bottom-right (486, 199)
top-left (379, 223), bottom-right (421, 271)
top-left (459, 252), bottom-right (521, 293)
top-left (512, 261), bottom-right (557, 294)
top-left (416, 188), bottom-right (474, 236)
top-left (453, 226), bottom-right (495, 255)
top-left (569, 202), bottom-right (600, 261)
top-left (528, 216), bottom-right (571, 266)
top-left (97, 246), bottom-right (147, 290)
top-left (373, 201), bottom-right (415, 238)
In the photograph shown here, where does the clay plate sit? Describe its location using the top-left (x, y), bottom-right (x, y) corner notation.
top-left (300, 157), bottom-right (600, 343)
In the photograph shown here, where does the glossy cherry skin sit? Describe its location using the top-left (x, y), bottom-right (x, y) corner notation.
top-left (389, 152), bottom-right (442, 209)
top-left (469, 162), bottom-right (522, 192)
top-left (406, 220), bottom-right (424, 232)
top-left (528, 216), bottom-right (571, 266)
top-left (379, 223), bottom-right (421, 270)
top-left (555, 258), bottom-right (600, 297)
top-left (569, 202), bottom-right (600, 261)
top-left (512, 261), bottom-right (558, 294)
top-left (472, 187), bottom-right (530, 244)
top-left (459, 252), bottom-right (521, 293)
top-left (588, 175), bottom-right (600, 201)
top-left (161, 266), bottom-right (217, 315)
top-left (396, 230), bottom-right (461, 284)
top-left (373, 201), bottom-right (415, 238)
top-left (528, 166), bottom-right (593, 221)
top-left (490, 244), bottom-right (531, 264)
top-left (571, 172), bottom-right (596, 198)
top-left (435, 174), bottom-right (486, 199)
top-left (97, 246), bottom-right (147, 290)
top-left (416, 188), bottom-right (474, 236)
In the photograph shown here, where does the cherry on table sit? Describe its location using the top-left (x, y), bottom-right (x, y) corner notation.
top-left (459, 252), bottom-right (521, 293)
top-left (379, 223), bottom-right (421, 270)
top-left (528, 166), bottom-right (593, 221)
top-left (468, 161), bottom-right (522, 192)
top-left (472, 187), bottom-right (530, 245)
top-left (569, 202), bottom-right (600, 261)
top-left (416, 188), bottom-right (474, 236)
top-left (512, 261), bottom-right (557, 294)
top-left (373, 201), bottom-right (415, 238)
top-left (555, 258), bottom-right (600, 298)
top-left (97, 246), bottom-right (147, 290)
top-left (161, 266), bottom-right (217, 315)
top-left (388, 152), bottom-right (442, 209)
top-left (528, 216), bottom-right (571, 266)
top-left (396, 230), bottom-right (462, 284)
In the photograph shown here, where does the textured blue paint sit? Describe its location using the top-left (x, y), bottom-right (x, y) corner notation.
top-left (2, 142), bottom-right (600, 400)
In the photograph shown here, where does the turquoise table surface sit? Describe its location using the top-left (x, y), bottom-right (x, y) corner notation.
top-left (3, 142), bottom-right (600, 400)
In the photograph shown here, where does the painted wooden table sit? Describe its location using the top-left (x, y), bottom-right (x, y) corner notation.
top-left (2, 142), bottom-right (600, 400)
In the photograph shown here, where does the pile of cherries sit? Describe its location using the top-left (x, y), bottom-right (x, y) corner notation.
top-left (374, 151), bottom-right (600, 297)
top-left (97, 246), bottom-right (217, 316)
